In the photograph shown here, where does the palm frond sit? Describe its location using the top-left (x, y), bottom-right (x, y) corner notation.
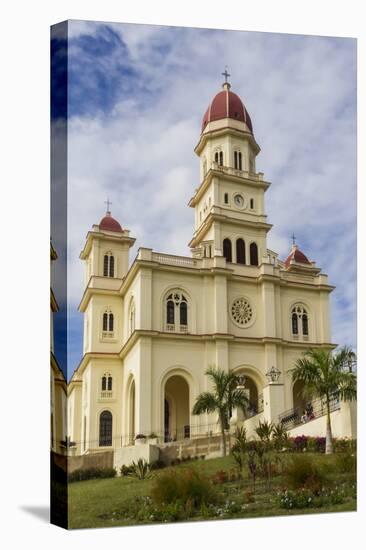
top-left (192, 392), bottom-right (218, 415)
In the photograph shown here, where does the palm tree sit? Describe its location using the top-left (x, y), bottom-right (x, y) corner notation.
top-left (192, 367), bottom-right (250, 456)
top-left (290, 346), bottom-right (357, 454)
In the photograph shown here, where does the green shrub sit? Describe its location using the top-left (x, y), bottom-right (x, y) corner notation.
top-left (151, 468), bottom-right (216, 509)
top-left (150, 459), bottom-right (166, 470)
top-left (129, 458), bottom-right (151, 480)
top-left (211, 470), bottom-right (228, 485)
top-left (277, 484), bottom-right (349, 510)
top-left (68, 466), bottom-right (116, 482)
top-left (334, 452), bottom-right (357, 475)
top-left (120, 464), bottom-right (133, 476)
top-left (284, 454), bottom-right (330, 493)
top-left (334, 438), bottom-right (357, 454)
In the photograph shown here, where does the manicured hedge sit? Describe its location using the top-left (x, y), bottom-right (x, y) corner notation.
top-left (68, 467), bottom-right (117, 482)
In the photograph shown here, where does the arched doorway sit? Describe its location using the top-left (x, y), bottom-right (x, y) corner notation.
top-left (164, 375), bottom-right (190, 442)
top-left (232, 370), bottom-right (263, 421)
top-left (244, 376), bottom-right (259, 416)
top-left (293, 380), bottom-right (307, 413)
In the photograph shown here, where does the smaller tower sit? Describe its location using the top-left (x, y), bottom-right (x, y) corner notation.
top-left (80, 207), bottom-right (135, 284)
top-left (79, 207), bottom-right (135, 354)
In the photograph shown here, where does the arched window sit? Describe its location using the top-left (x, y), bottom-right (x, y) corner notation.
top-left (103, 253), bottom-right (115, 277)
top-left (224, 192), bottom-right (229, 204)
top-left (102, 310), bottom-right (114, 336)
top-left (215, 151), bottom-right (223, 166)
top-left (291, 305), bottom-right (309, 339)
top-left (292, 313), bottom-right (298, 335)
top-left (165, 292), bottom-right (188, 332)
top-left (234, 151), bottom-right (242, 170)
top-left (223, 238), bottom-right (232, 263)
top-left (180, 301), bottom-right (188, 326)
top-left (250, 242), bottom-right (258, 266)
top-left (302, 313), bottom-right (309, 336)
top-left (99, 411), bottom-right (112, 446)
top-left (236, 238), bottom-right (246, 264)
top-left (101, 373), bottom-right (113, 397)
top-left (167, 299), bottom-right (175, 325)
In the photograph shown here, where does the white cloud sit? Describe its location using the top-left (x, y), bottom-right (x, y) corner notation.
top-left (61, 23), bottom-right (356, 373)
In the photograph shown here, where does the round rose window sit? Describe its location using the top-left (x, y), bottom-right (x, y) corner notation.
top-left (231, 297), bottom-right (253, 327)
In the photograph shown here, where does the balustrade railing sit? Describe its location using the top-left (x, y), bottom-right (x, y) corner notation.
top-left (100, 390), bottom-right (113, 399)
top-left (152, 253), bottom-right (198, 268)
top-left (278, 394), bottom-right (341, 430)
top-left (101, 331), bottom-right (114, 339)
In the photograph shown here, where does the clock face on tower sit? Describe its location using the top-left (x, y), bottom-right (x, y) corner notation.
top-left (234, 193), bottom-right (244, 209)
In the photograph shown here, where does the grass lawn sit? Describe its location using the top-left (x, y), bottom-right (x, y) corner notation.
top-left (68, 453), bottom-right (356, 529)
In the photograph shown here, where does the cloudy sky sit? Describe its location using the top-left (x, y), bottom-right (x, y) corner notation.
top-left (51, 20), bottom-right (356, 379)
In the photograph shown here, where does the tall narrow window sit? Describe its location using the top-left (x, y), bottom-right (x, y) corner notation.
top-left (180, 301), bottom-right (188, 326)
top-left (103, 312), bottom-right (108, 332)
top-left (291, 305), bottom-right (309, 339)
top-left (219, 151), bottom-right (223, 166)
top-left (99, 411), bottom-right (112, 446)
top-left (167, 299), bottom-right (175, 325)
top-left (238, 152), bottom-right (242, 170)
top-left (103, 253), bottom-right (115, 277)
top-left (101, 373), bottom-right (113, 396)
top-left (165, 292), bottom-right (189, 332)
top-left (224, 192), bottom-right (229, 204)
top-left (234, 151), bottom-right (238, 169)
top-left (103, 254), bottom-right (109, 276)
top-left (214, 152), bottom-right (219, 164)
top-left (250, 243), bottom-right (259, 266)
top-left (236, 238), bottom-right (246, 264)
top-left (223, 238), bottom-right (232, 263)
top-left (109, 255), bottom-right (114, 277)
top-left (129, 300), bottom-right (135, 336)
top-left (102, 310), bottom-right (114, 335)
top-left (292, 313), bottom-right (298, 335)
top-left (250, 198), bottom-right (254, 209)
top-left (302, 313), bottom-right (309, 336)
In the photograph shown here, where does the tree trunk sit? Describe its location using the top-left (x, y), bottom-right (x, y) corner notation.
top-left (325, 395), bottom-right (333, 454)
top-left (220, 412), bottom-right (227, 457)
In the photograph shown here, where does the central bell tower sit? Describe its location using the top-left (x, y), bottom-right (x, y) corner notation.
top-left (188, 75), bottom-right (272, 266)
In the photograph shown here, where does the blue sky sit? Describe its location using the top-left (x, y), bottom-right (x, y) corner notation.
top-left (51, 21), bottom-right (357, 379)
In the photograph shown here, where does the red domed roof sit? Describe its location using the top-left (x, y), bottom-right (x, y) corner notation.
top-left (284, 246), bottom-right (311, 269)
top-left (201, 84), bottom-right (253, 133)
top-left (99, 212), bottom-right (123, 233)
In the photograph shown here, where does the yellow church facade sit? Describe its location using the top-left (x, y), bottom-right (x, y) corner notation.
top-left (68, 80), bottom-right (355, 457)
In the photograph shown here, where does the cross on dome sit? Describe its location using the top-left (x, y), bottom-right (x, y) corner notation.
top-left (291, 233), bottom-right (297, 246)
top-left (221, 67), bottom-right (231, 83)
top-left (104, 198), bottom-right (112, 214)
top-left (221, 67), bottom-right (231, 90)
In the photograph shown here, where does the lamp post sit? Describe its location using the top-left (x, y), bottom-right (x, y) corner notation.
top-left (265, 366), bottom-right (281, 384)
top-left (236, 374), bottom-right (246, 390)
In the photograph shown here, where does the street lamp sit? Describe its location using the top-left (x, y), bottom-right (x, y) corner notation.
top-left (236, 374), bottom-right (246, 389)
top-left (265, 366), bottom-right (281, 383)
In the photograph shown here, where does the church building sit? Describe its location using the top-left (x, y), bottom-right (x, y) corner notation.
top-left (68, 77), bottom-right (353, 456)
